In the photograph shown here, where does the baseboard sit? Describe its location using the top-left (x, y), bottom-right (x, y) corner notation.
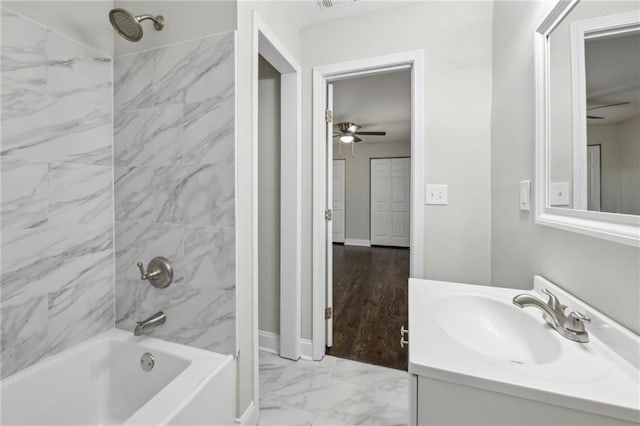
top-left (235, 401), bottom-right (257, 425)
top-left (258, 330), bottom-right (280, 355)
top-left (344, 238), bottom-right (371, 247)
top-left (300, 338), bottom-right (314, 360)
top-left (259, 331), bottom-right (314, 361)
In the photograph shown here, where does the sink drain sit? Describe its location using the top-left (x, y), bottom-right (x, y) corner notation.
top-left (141, 352), bottom-right (155, 371)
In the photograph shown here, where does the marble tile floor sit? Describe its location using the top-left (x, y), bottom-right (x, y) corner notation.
top-left (259, 351), bottom-right (409, 426)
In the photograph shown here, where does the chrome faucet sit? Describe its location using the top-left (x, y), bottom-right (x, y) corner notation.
top-left (134, 311), bottom-right (166, 336)
top-left (513, 288), bottom-right (591, 343)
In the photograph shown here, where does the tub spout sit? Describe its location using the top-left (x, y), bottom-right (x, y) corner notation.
top-left (134, 311), bottom-right (166, 336)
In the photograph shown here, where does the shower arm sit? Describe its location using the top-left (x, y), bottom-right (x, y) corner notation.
top-left (136, 14), bottom-right (165, 30)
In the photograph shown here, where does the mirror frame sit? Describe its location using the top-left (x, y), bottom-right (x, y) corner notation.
top-left (534, 0), bottom-right (640, 247)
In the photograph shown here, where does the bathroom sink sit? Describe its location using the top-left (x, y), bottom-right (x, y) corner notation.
top-left (432, 295), bottom-right (561, 365)
top-left (409, 277), bottom-right (640, 424)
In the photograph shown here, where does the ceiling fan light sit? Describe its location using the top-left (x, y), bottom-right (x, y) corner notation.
top-left (340, 135), bottom-right (354, 143)
top-left (347, 124), bottom-right (358, 133)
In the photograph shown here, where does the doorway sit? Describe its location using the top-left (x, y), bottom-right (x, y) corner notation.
top-left (251, 12), bottom-right (303, 415)
top-left (312, 51), bottom-right (425, 365)
top-left (326, 71), bottom-right (412, 370)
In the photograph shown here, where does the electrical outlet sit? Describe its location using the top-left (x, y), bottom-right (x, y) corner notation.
top-left (550, 182), bottom-right (570, 206)
top-left (426, 184), bottom-right (448, 205)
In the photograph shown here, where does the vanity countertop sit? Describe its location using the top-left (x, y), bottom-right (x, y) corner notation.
top-left (408, 276), bottom-right (640, 424)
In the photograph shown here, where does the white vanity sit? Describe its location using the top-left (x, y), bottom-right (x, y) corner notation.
top-left (408, 276), bottom-right (640, 425)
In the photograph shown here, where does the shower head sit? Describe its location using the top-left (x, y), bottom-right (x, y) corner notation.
top-left (109, 8), bottom-right (165, 42)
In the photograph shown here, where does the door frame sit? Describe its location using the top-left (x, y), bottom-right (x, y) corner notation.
top-left (312, 50), bottom-right (425, 360)
top-left (587, 144), bottom-right (602, 211)
top-left (251, 11), bottom-right (302, 409)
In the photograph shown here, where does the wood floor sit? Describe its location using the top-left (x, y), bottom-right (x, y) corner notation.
top-left (327, 244), bottom-right (409, 371)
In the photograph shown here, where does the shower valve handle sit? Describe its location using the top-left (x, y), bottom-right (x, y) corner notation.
top-left (137, 262), bottom-right (161, 280)
top-left (136, 257), bottom-right (173, 289)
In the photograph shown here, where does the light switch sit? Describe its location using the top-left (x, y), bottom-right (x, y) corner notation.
top-left (426, 184), bottom-right (448, 205)
top-left (520, 180), bottom-right (531, 211)
top-left (550, 182), bottom-right (570, 206)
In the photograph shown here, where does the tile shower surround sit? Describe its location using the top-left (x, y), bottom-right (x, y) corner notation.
top-left (0, 8), bottom-right (236, 379)
top-left (0, 9), bottom-right (114, 378)
top-left (113, 32), bottom-right (236, 354)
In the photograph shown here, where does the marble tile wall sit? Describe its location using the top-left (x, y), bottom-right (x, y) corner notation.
top-left (113, 32), bottom-right (236, 355)
top-left (0, 8), bottom-right (114, 379)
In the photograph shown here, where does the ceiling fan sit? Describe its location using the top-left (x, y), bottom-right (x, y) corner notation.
top-left (333, 122), bottom-right (386, 143)
top-left (586, 101), bottom-right (630, 119)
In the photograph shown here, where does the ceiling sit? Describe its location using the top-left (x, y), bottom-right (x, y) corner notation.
top-left (332, 69), bottom-right (411, 145)
top-left (285, 0), bottom-right (413, 28)
top-left (586, 31), bottom-right (640, 125)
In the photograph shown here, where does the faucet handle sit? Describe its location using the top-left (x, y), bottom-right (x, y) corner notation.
top-left (566, 311), bottom-right (591, 333)
top-left (137, 261), bottom-right (160, 280)
top-left (136, 257), bottom-right (172, 288)
top-left (541, 288), bottom-right (565, 313)
top-left (137, 262), bottom-right (147, 279)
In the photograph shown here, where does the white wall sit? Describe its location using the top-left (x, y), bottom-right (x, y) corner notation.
top-left (113, 1), bottom-right (236, 56)
top-left (334, 141), bottom-right (411, 241)
top-left (236, 1), bottom-right (302, 417)
top-left (258, 55), bottom-right (281, 334)
top-left (491, 1), bottom-right (640, 334)
top-left (301, 1), bottom-right (494, 339)
top-left (1, 0), bottom-right (115, 56)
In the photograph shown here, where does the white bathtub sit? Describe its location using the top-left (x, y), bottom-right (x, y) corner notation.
top-left (0, 329), bottom-right (235, 425)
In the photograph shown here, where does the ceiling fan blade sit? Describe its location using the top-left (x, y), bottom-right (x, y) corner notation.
top-left (355, 131), bottom-right (386, 136)
top-left (587, 101), bottom-right (631, 111)
top-left (353, 136), bottom-right (363, 143)
top-left (587, 115), bottom-right (604, 119)
top-left (333, 133), bottom-right (342, 137)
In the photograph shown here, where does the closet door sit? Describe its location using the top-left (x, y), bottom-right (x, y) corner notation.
top-left (389, 158), bottom-right (410, 247)
top-left (371, 159), bottom-right (391, 245)
top-left (370, 158), bottom-right (410, 247)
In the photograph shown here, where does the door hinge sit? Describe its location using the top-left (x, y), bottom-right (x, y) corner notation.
top-left (325, 307), bottom-right (333, 320)
top-left (325, 209), bottom-right (332, 221)
top-left (325, 109), bottom-right (333, 123)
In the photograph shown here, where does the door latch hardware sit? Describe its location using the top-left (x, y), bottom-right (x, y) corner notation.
top-left (400, 325), bottom-right (409, 348)
top-left (325, 209), bottom-right (332, 221)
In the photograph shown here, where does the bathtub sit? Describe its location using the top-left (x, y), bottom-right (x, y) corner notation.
top-left (0, 329), bottom-right (235, 425)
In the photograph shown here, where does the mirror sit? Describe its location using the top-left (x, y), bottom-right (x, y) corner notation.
top-left (583, 31), bottom-right (640, 214)
top-left (535, 1), bottom-right (640, 246)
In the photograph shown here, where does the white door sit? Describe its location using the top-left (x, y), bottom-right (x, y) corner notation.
top-left (325, 83), bottom-right (334, 347)
top-left (371, 158), bottom-right (410, 247)
top-left (371, 159), bottom-right (391, 244)
top-left (587, 145), bottom-right (601, 211)
top-left (332, 159), bottom-right (346, 243)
